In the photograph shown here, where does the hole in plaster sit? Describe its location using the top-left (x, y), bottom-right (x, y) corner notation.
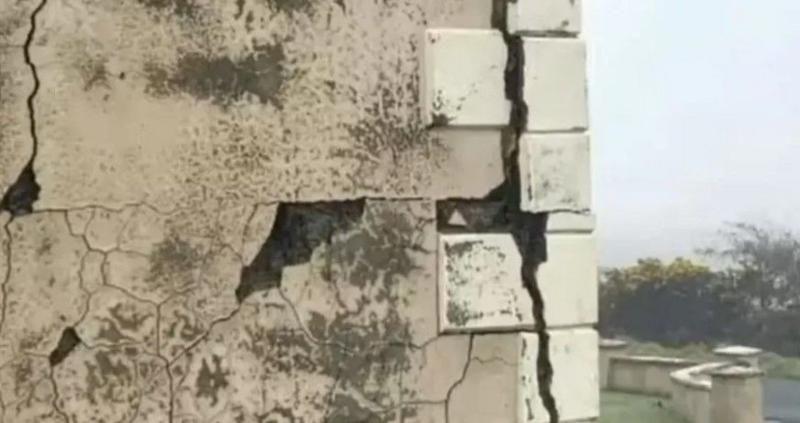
top-left (235, 200), bottom-right (366, 303)
top-left (0, 165), bottom-right (40, 217)
top-left (49, 327), bottom-right (82, 367)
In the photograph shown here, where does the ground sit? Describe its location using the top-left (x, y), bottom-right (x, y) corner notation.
top-left (600, 391), bottom-right (687, 423)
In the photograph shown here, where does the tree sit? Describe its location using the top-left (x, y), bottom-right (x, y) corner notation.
top-left (599, 258), bottom-right (724, 345)
top-left (599, 223), bottom-right (800, 355)
top-left (701, 222), bottom-right (800, 311)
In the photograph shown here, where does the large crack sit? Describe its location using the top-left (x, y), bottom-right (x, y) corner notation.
top-left (489, 1), bottom-right (559, 420)
top-left (443, 334), bottom-right (474, 423)
top-left (511, 214), bottom-right (558, 423)
top-left (0, 0), bottom-right (47, 216)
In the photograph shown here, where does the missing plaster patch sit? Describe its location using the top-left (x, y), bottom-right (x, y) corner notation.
top-left (49, 327), bottom-right (82, 367)
top-left (235, 200), bottom-right (366, 302)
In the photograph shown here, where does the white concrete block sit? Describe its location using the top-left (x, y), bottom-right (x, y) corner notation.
top-left (438, 232), bottom-right (597, 333)
top-left (422, 29), bottom-right (510, 127)
top-left (439, 233), bottom-right (530, 333)
top-left (519, 133), bottom-right (591, 213)
top-left (508, 0), bottom-right (582, 35)
top-left (519, 329), bottom-right (600, 422)
top-left (538, 233), bottom-right (598, 328)
top-left (430, 128), bottom-right (506, 198)
top-left (523, 39), bottom-right (588, 131)
top-left (713, 345), bottom-right (763, 368)
top-left (449, 330), bottom-right (599, 422)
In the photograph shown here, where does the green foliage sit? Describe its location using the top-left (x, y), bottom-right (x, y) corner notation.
top-left (600, 222), bottom-right (800, 356)
top-left (761, 351), bottom-right (800, 380)
top-left (600, 257), bottom-right (737, 345)
top-left (604, 257), bottom-right (713, 289)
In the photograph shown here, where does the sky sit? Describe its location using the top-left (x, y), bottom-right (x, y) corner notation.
top-left (584, 0), bottom-right (800, 267)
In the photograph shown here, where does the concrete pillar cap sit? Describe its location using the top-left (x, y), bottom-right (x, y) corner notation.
top-left (713, 345), bottom-right (762, 357)
top-left (709, 365), bottom-right (764, 378)
top-left (599, 339), bottom-right (628, 349)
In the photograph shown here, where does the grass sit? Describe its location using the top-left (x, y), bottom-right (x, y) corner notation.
top-left (761, 352), bottom-right (800, 380)
top-left (622, 340), bottom-right (800, 380)
top-left (601, 391), bottom-right (688, 423)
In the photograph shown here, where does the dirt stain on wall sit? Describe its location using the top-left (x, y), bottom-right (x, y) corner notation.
top-left (137, 0), bottom-right (201, 20)
top-left (144, 43), bottom-right (290, 108)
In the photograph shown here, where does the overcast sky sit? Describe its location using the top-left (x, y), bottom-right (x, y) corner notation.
top-left (585, 0), bottom-right (800, 267)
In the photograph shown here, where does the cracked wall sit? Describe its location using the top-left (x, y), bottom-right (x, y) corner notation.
top-left (0, 0), bottom-right (596, 422)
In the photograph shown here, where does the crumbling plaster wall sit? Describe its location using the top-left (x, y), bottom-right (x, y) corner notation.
top-left (0, 0), bottom-right (596, 422)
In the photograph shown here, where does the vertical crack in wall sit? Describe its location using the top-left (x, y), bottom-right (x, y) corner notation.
top-left (153, 305), bottom-right (176, 423)
top-left (511, 214), bottom-right (558, 423)
top-left (0, 222), bottom-right (12, 338)
top-left (436, 200), bottom-right (557, 422)
top-left (492, 1), bottom-right (559, 421)
top-left (48, 365), bottom-right (70, 422)
top-left (235, 200), bottom-right (366, 303)
top-left (48, 327), bottom-right (82, 367)
top-left (164, 356), bottom-right (175, 423)
top-left (0, 0), bottom-right (47, 217)
top-left (444, 334), bottom-right (474, 423)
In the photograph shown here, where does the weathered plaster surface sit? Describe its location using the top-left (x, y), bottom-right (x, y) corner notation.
top-left (1, 0), bottom-right (596, 421)
top-left (4, 0), bottom-right (503, 211)
top-left (0, 2), bottom-right (37, 211)
top-left (0, 197), bottom-right (469, 421)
